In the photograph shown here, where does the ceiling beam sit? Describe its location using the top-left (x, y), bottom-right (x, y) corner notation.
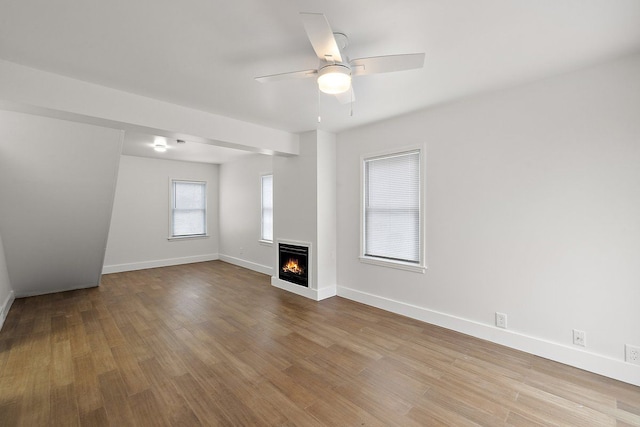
top-left (0, 59), bottom-right (299, 156)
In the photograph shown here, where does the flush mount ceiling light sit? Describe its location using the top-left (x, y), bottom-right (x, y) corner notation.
top-left (153, 137), bottom-right (167, 153)
top-left (317, 64), bottom-right (351, 94)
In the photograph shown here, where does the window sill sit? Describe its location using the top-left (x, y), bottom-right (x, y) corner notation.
top-left (259, 239), bottom-right (273, 247)
top-left (359, 256), bottom-right (426, 274)
top-left (167, 234), bottom-right (210, 241)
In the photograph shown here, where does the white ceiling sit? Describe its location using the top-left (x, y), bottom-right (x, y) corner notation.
top-left (1, 0), bottom-right (640, 161)
top-left (121, 131), bottom-right (252, 164)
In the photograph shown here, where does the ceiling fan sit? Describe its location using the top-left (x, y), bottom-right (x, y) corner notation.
top-left (255, 12), bottom-right (426, 104)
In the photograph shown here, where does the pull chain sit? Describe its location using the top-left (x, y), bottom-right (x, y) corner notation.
top-left (350, 88), bottom-right (354, 117)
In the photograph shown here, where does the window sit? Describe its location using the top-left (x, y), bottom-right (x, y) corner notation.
top-left (261, 174), bottom-right (273, 242)
top-left (170, 180), bottom-right (207, 238)
top-left (362, 149), bottom-right (424, 272)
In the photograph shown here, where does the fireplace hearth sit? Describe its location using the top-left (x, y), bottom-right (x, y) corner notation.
top-left (279, 243), bottom-right (309, 287)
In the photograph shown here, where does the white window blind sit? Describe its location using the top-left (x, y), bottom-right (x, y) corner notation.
top-left (364, 150), bottom-right (421, 264)
top-left (261, 175), bottom-right (273, 241)
top-left (171, 180), bottom-right (207, 237)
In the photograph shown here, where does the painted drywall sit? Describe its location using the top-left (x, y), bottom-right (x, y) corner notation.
top-left (272, 131), bottom-right (319, 297)
top-left (0, 231), bottom-right (15, 330)
top-left (316, 130), bottom-right (337, 294)
top-left (0, 59), bottom-right (298, 156)
top-left (336, 53), bottom-right (640, 385)
top-left (103, 155), bottom-right (219, 273)
top-left (273, 131), bottom-right (319, 257)
top-left (272, 130), bottom-right (337, 299)
top-left (0, 110), bottom-right (123, 297)
top-left (219, 153), bottom-right (274, 275)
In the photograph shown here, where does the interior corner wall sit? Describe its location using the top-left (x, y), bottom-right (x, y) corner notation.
top-left (272, 131), bottom-right (319, 289)
top-left (336, 53), bottom-right (640, 385)
top-left (271, 130), bottom-right (337, 300)
top-left (103, 155), bottom-right (219, 273)
top-left (0, 231), bottom-right (15, 330)
top-left (316, 130), bottom-right (337, 293)
top-left (219, 153), bottom-right (274, 275)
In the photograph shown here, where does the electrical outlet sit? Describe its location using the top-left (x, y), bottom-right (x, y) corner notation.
top-left (239, 247), bottom-right (244, 255)
top-left (495, 312), bottom-right (507, 329)
top-left (573, 329), bottom-right (586, 347)
top-left (625, 344), bottom-right (640, 365)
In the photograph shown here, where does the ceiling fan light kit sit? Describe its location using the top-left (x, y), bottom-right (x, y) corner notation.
top-left (317, 64), bottom-right (351, 94)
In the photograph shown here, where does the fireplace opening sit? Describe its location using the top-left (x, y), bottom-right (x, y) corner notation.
top-left (279, 243), bottom-right (309, 287)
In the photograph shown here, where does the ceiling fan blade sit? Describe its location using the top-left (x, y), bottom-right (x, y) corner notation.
top-left (334, 87), bottom-right (355, 104)
top-left (255, 69), bottom-right (317, 83)
top-left (351, 53), bottom-right (425, 76)
top-left (300, 12), bottom-right (343, 63)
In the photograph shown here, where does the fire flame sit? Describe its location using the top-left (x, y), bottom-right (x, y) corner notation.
top-left (282, 258), bottom-right (304, 275)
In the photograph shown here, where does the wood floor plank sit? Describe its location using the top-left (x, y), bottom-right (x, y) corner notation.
top-left (72, 354), bottom-right (104, 415)
top-left (255, 380), bottom-right (325, 426)
top-left (109, 344), bottom-right (151, 395)
top-left (306, 392), bottom-right (387, 427)
top-left (0, 260), bottom-right (637, 426)
top-left (50, 383), bottom-right (80, 427)
top-left (68, 323), bottom-right (91, 357)
top-left (128, 388), bottom-right (171, 427)
top-left (138, 357), bottom-right (203, 426)
top-left (97, 369), bottom-right (136, 425)
top-left (19, 362), bottom-right (51, 426)
top-left (51, 340), bottom-right (74, 386)
top-left (79, 407), bottom-right (109, 427)
top-left (0, 399), bottom-right (21, 426)
top-left (332, 380), bottom-right (414, 426)
top-left (171, 372), bottom-right (232, 426)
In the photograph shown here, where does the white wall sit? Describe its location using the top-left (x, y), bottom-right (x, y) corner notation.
top-left (0, 231), bottom-right (15, 330)
top-left (316, 130), bottom-right (337, 296)
top-left (219, 154), bottom-right (274, 275)
top-left (272, 130), bottom-right (337, 300)
top-left (336, 53), bottom-right (640, 385)
top-left (273, 132), bottom-right (319, 250)
top-left (103, 155), bottom-right (219, 273)
top-left (0, 110), bottom-right (123, 297)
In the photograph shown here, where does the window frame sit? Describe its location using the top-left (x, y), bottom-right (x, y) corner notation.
top-left (260, 174), bottom-right (273, 244)
top-left (168, 179), bottom-right (209, 240)
top-left (360, 145), bottom-right (426, 273)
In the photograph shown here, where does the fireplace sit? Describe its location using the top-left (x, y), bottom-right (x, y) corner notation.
top-left (279, 243), bottom-right (309, 287)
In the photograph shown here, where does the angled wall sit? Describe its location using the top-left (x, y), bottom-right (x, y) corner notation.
top-left (0, 110), bottom-right (122, 296)
top-left (0, 231), bottom-right (14, 329)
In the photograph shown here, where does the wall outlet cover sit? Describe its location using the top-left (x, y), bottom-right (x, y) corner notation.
top-left (625, 344), bottom-right (640, 365)
top-left (495, 312), bottom-right (507, 329)
top-left (573, 329), bottom-right (586, 347)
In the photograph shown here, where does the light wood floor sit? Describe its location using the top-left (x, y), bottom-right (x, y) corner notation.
top-left (0, 261), bottom-right (638, 426)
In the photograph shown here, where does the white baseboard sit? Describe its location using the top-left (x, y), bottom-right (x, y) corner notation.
top-left (15, 283), bottom-right (98, 298)
top-left (102, 253), bottom-right (219, 274)
top-left (337, 286), bottom-right (640, 387)
top-left (218, 254), bottom-right (273, 276)
top-left (271, 277), bottom-right (335, 301)
top-left (317, 285), bottom-right (337, 300)
top-left (0, 290), bottom-right (15, 331)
